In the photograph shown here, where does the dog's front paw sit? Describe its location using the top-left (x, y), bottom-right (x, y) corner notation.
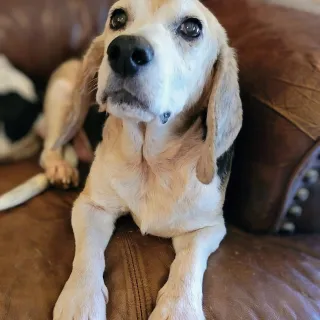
top-left (41, 149), bottom-right (79, 189)
top-left (53, 274), bottom-right (108, 320)
top-left (46, 160), bottom-right (79, 189)
top-left (149, 284), bottom-right (205, 320)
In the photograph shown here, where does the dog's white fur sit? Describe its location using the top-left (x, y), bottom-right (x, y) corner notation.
top-left (0, 55), bottom-right (38, 102)
top-left (53, 0), bottom-right (242, 319)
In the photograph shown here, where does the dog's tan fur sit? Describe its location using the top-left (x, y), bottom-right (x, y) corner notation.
top-left (53, 37), bottom-right (105, 150)
top-left (38, 59), bottom-right (82, 187)
top-left (53, 0), bottom-right (242, 319)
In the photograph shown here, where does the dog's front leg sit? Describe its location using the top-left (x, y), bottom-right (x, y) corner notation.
top-left (149, 219), bottom-right (226, 320)
top-left (53, 195), bottom-right (119, 320)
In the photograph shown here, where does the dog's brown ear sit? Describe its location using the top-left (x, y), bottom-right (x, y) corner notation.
top-left (196, 43), bottom-right (242, 184)
top-left (54, 35), bottom-right (105, 148)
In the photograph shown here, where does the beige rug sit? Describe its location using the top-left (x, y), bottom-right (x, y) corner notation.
top-left (263, 0), bottom-right (320, 14)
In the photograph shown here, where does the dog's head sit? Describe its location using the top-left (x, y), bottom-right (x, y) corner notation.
top-left (58, 0), bottom-right (242, 184)
top-left (97, 0), bottom-right (227, 123)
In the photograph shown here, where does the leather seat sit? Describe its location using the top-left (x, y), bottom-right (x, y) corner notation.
top-left (0, 0), bottom-right (319, 319)
top-left (1, 160), bottom-right (319, 319)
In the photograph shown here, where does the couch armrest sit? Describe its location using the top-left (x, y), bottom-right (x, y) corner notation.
top-left (204, 0), bottom-right (320, 233)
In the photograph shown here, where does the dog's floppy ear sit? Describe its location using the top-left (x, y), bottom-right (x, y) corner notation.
top-left (196, 42), bottom-right (242, 185)
top-left (54, 35), bottom-right (105, 148)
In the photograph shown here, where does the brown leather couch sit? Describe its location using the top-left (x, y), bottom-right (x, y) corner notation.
top-left (0, 0), bottom-right (319, 319)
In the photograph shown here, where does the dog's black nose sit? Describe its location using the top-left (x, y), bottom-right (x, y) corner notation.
top-left (107, 35), bottom-right (154, 77)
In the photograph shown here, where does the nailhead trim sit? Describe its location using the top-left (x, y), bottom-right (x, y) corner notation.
top-left (295, 188), bottom-right (310, 202)
top-left (279, 144), bottom-right (320, 234)
top-left (304, 169), bottom-right (319, 184)
top-left (288, 205), bottom-right (302, 218)
top-left (280, 221), bottom-right (296, 233)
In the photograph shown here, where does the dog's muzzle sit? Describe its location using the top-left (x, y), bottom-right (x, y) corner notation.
top-left (107, 35), bottom-right (154, 77)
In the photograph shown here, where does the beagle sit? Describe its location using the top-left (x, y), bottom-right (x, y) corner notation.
top-left (53, 0), bottom-right (242, 319)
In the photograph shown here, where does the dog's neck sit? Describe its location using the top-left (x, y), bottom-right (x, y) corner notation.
top-left (143, 117), bottom-right (175, 159)
top-left (118, 117), bottom-right (176, 162)
top-left (109, 107), bottom-right (204, 167)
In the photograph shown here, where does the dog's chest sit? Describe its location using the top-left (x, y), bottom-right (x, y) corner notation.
top-left (110, 155), bottom-right (221, 238)
top-left (95, 117), bottom-right (223, 237)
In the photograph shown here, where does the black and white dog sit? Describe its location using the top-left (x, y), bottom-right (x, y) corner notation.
top-left (0, 54), bottom-right (42, 162)
top-left (0, 55), bottom-right (106, 211)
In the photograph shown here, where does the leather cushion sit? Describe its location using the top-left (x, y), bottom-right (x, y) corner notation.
top-left (0, 159), bottom-right (319, 319)
top-left (203, 0), bottom-right (320, 232)
top-left (204, 0), bottom-right (320, 140)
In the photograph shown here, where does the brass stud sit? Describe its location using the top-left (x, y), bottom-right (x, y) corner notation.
top-left (281, 221), bottom-right (296, 233)
top-left (304, 169), bottom-right (319, 184)
top-left (288, 205), bottom-right (302, 218)
top-left (295, 188), bottom-right (310, 202)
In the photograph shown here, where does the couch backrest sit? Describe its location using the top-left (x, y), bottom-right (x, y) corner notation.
top-left (0, 0), bottom-right (113, 78)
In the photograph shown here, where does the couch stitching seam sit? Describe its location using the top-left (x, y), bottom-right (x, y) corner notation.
top-left (124, 234), bottom-right (145, 320)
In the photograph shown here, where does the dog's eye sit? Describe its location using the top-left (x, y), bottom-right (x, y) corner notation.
top-left (178, 18), bottom-right (202, 39)
top-left (110, 9), bottom-right (128, 30)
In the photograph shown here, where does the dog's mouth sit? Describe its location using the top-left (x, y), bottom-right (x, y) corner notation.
top-left (107, 89), bottom-right (148, 110)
